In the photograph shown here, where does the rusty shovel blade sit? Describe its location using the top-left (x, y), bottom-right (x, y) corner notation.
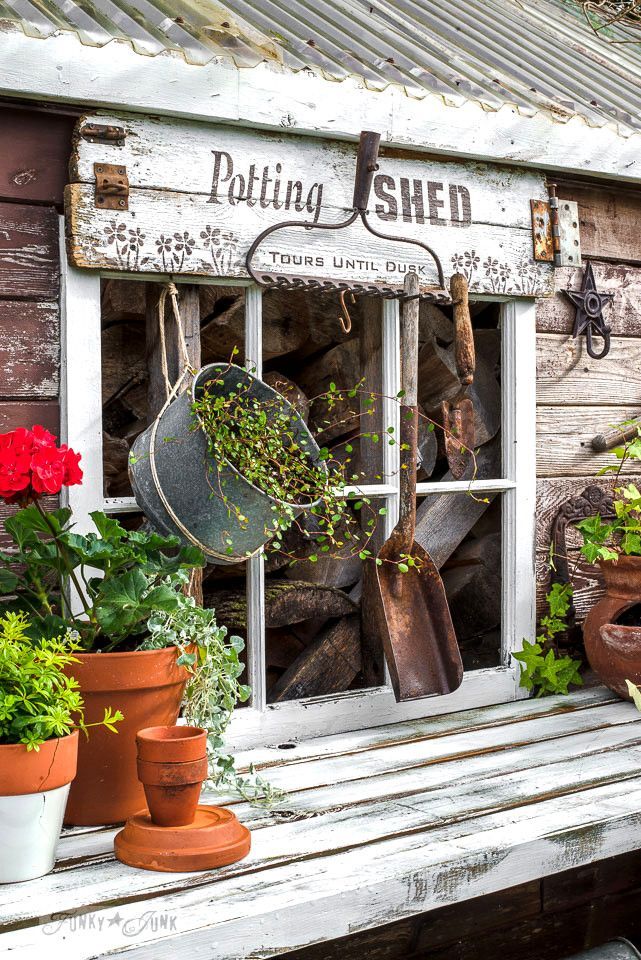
top-left (374, 541), bottom-right (464, 700)
top-left (441, 398), bottom-right (475, 481)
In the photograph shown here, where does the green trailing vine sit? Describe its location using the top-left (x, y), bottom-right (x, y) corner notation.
top-left (138, 579), bottom-right (282, 806)
top-left (513, 583), bottom-right (583, 696)
top-left (0, 612), bottom-right (122, 750)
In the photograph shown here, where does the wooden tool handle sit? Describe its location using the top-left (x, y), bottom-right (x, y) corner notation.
top-left (592, 417), bottom-right (641, 453)
top-left (352, 131), bottom-right (381, 211)
top-left (401, 272), bottom-right (419, 407)
top-left (450, 272), bottom-right (475, 387)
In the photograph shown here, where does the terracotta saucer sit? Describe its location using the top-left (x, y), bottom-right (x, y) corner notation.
top-left (114, 805), bottom-right (251, 872)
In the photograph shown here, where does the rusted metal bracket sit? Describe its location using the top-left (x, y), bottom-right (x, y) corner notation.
top-left (531, 199), bottom-right (553, 262)
top-left (81, 123), bottom-right (126, 146)
top-left (94, 163), bottom-right (129, 210)
top-left (531, 185), bottom-right (581, 267)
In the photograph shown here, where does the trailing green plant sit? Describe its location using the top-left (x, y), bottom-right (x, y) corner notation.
top-left (138, 581), bottom-right (282, 806)
top-left (0, 611), bottom-right (122, 750)
top-left (191, 361), bottom-right (470, 574)
top-left (513, 582), bottom-right (583, 696)
top-left (0, 507), bottom-right (204, 651)
top-left (577, 424), bottom-right (641, 563)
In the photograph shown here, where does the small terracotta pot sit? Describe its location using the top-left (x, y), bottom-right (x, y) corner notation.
top-left (136, 728), bottom-right (208, 827)
top-left (64, 648), bottom-right (191, 826)
top-left (583, 555), bottom-right (641, 699)
top-left (0, 732), bottom-right (79, 883)
top-left (137, 757), bottom-right (208, 827)
top-left (136, 725), bottom-right (207, 763)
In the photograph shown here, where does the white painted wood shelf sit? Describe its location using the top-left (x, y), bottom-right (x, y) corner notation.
top-left (3, 687), bottom-right (641, 959)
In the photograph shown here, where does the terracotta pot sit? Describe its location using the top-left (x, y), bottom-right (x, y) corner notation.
top-left (136, 726), bottom-right (207, 827)
top-left (64, 648), bottom-right (190, 826)
top-left (0, 732), bottom-right (78, 882)
top-left (136, 725), bottom-right (207, 763)
top-left (137, 757), bottom-right (208, 827)
top-left (583, 555), bottom-right (641, 699)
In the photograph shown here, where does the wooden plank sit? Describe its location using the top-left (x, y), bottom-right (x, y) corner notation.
top-left (0, 108), bottom-right (74, 205)
top-left (536, 261), bottom-right (641, 336)
top-left (555, 181), bottom-right (641, 264)
top-left (0, 202), bottom-right (58, 299)
top-left (6, 778), bottom-right (641, 958)
top-left (536, 549), bottom-right (604, 622)
top-left (56, 710), bottom-right (641, 870)
top-left (0, 301), bottom-right (58, 397)
top-left (66, 116), bottom-right (552, 295)
top-left (66, 183), bottom-right (549, 296)
top-left (536, 333), bottom-right (641, 406)
top-left (537, 405), bottom-right (641, 477)
top-left (542, 848), bottom-right (641, 912)
top-left (0, 400), bottom-right (59, 435)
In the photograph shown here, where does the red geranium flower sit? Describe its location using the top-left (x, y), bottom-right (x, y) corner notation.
top-left (0, 427), bottom-right (83, 504)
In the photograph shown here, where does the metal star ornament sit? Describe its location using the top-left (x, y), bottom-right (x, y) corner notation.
top-left (563, 262), bottom-right (614, 360)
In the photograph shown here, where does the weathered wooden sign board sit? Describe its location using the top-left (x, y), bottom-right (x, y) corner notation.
top-left (66, 114), bottom-right (553, 297)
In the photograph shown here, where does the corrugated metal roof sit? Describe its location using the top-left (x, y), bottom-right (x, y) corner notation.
top-left (1, 0), bottom-right (641, 136)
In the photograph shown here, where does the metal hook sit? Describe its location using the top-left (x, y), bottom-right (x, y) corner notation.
top-left (339, 290), bottom-right (356, 334)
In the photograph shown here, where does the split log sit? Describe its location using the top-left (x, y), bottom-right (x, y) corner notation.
top-left (442, 533), bottom-right (501, 641)
top-left (419, 301), bottom-right (454, 349)
top-left (206, 579), bottom-right (358, 632)
top-left (263, 371), bottom-right (310, 422)
top-left (101, 279), bottom-right (145, 325)
top-left (414, 436), bottom-right (501, 568)
top-left (103, 433), bottom-right (130, 497)
top-left (268, 615), bottom-right (361, 702)
top-left (297, 339), bottom-right (361, 444)
top-left (200, 287), bottom-right (309, 361)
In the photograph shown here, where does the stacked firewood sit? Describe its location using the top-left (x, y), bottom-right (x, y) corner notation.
top-left (101, 279), bottom-right (503, 699)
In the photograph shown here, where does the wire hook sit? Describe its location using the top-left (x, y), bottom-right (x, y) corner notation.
top-left (339, 290), bottom-right (356, 334)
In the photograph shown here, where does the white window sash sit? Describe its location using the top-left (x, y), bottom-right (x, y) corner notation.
top-left (59, 219), bottom-right (537, 749)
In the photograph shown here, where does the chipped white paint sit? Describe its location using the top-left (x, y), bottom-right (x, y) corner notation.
top-left (2, 690), bottom-right (640, 959)
top-left (67, 114), bottom-right (552, 296)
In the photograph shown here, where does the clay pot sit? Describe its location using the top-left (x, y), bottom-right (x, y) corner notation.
top-left (136, 726), bottom-right (208, 827)
top-left (136, 725), bottom-right (207, 763)
top-left (583, 555), bottom-right (641, 700)
top-left (0, 731), bottom-right (78, 882)
top-left (64, 649), bottom-right (191, 826)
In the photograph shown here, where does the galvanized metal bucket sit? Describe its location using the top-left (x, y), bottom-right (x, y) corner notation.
top-left (129, 363), bottom-right (324, 564)
top-left (566, 940), bottom-right (641, 959)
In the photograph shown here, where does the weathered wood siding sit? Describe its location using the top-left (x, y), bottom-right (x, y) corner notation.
top-left (0, 106), bottom-right (73, 540)
top-left (536, 182), bottom-right (641, 619)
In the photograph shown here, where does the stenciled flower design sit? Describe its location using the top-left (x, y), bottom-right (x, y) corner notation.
top-left (155, 234), bottom-right (173, 255)
top-left (483, 257), bottom-right (499, 277)
top-left (451, 252), bottom-right (465, 270)
top-left (464, 250), bottom-right (480, 271)
top-left (104, 221), bottom-right (127, 247)
top-left (128, 227), bottom-right (146, 251)
top-left (200, 225), bottom-right (221, 248)
top-left (173, 231), bottom-right (195, 256)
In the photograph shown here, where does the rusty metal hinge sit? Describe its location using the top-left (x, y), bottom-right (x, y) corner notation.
top-left (81, 123), bottom-right (126, 146)
top-left (94, 163), bottom-right (129, 211)
top-left (531, 187), bottom-right (581, 268)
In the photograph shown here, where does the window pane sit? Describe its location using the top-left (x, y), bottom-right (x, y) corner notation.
top-left (417, 300), bottom-right (501, 482)
top-left (261, 289), bottom-right (385, 486)
top-left (101, 279), bottom-right (246, 499)
top-left (262, 495), bottom-right (388, 703)
top-left (416, 492), bottom-right (502, 671)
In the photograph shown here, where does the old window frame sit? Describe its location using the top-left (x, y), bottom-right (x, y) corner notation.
top-left (60, 219), bottom-right (536, 750)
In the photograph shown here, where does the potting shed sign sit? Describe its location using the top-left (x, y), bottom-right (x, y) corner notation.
top-left (66, 114), bottom-right (553, 297)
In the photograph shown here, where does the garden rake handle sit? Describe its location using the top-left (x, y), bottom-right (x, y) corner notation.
top-left (450, 272), bottom-right (475, 392)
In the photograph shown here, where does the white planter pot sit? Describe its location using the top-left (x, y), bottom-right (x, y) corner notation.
top-left (0, 784), bottom-right (71, 883)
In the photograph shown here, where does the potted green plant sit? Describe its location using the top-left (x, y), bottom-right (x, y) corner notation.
top-left (577, 428), bottom-right (641, 699)
top-left (0, 611), bottom-right (121, 881)
top-left (0, 425), bottom-right (206, 824)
